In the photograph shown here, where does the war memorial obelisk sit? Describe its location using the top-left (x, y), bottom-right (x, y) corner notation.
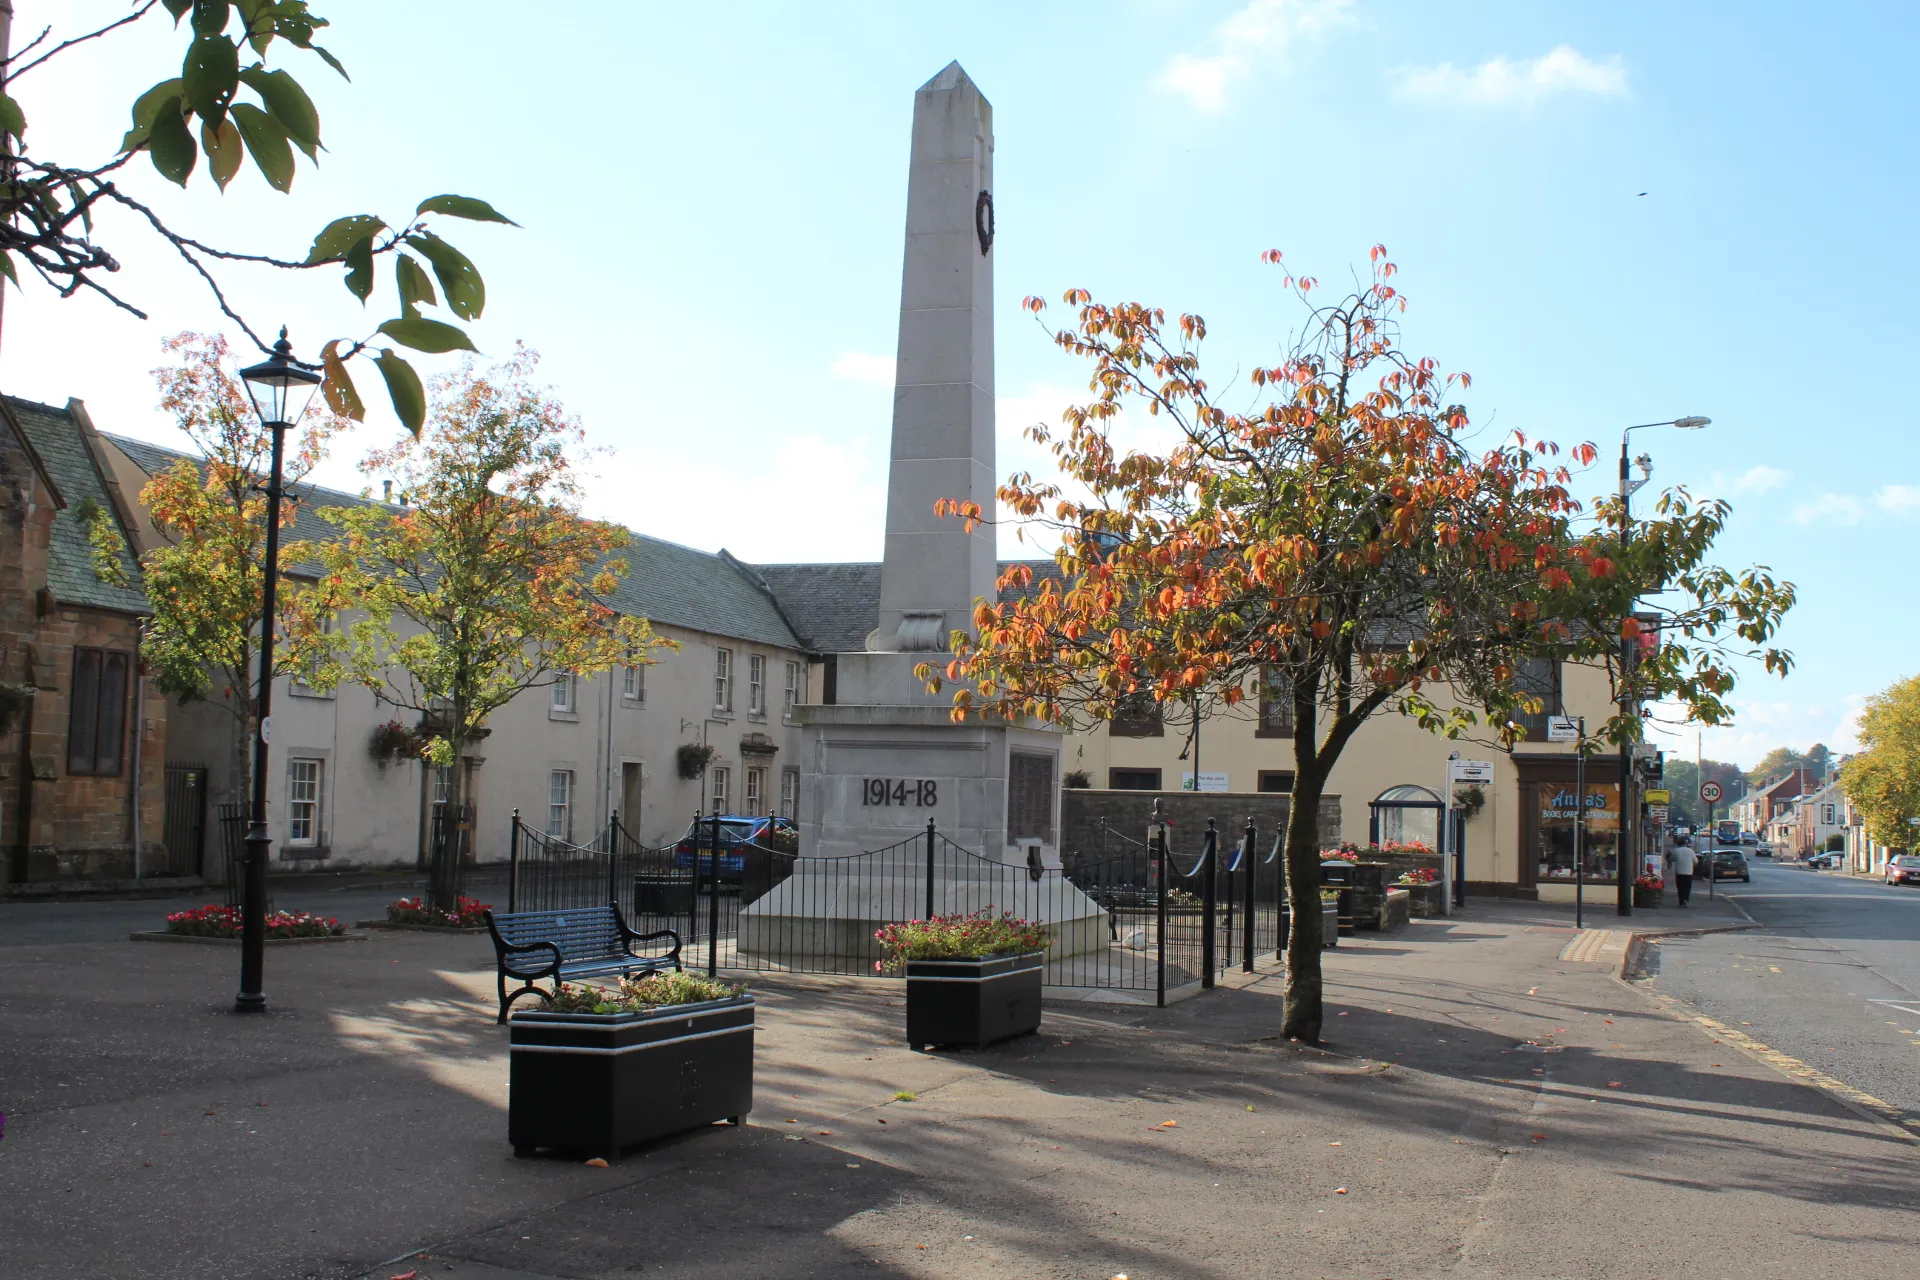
top-left (740, 64), bottom-right (1105, 963)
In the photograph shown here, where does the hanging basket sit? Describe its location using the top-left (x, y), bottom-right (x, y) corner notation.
top-left (677, 742), bottom-right (717, 780)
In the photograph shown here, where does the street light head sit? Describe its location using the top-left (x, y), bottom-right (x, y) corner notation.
top-left (1674, 415), bottom-right (1710, 430)
top-left (239, 327), bottom-right (323, 428)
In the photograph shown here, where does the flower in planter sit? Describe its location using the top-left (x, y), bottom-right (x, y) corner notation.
top-left (1634, 874), bottom-right (1665, 892)
top-left (872, 909), bottom-right (1052, 975)
top-left (547, 971), bottom-right (743, 1014)
top-left (386, 894), bottom-right (491, 928)
top-left (164, 904), bottom-right (342, 938)
top-left (1395, 867), bottom-right (1440, 885)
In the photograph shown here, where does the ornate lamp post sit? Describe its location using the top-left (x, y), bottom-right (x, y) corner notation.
top-left (233, 329), bottom-right (323, 1013)
top-left (1614, 415), bottom-right (1709, 916)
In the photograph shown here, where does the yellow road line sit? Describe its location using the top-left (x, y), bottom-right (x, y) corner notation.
top-left (1638, 990), bottom-right (1919, 1144)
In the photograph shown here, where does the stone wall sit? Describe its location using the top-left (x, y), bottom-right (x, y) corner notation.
top-left (1060, 789), bottom-right (1342, 864)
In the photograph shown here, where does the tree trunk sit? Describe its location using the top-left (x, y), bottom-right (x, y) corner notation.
top-left (1280, 762), bottom-right (1327, 1042)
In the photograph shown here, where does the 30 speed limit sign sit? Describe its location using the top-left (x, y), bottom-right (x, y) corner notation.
top-left (1699, 780), bottom-right (1723, 803)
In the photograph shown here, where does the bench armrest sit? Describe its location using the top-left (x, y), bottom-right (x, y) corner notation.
top-left (609, 902), bottom-right (682, 964)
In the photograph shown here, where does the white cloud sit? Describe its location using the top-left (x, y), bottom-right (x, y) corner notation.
top-left (1734, 465), bottom-right (1788, 496)
top-left (1876, 483), bottom-right (1920, 515)
top-left (829, 351), bottom-right (895, 386)
top-left (1399, 44), bottom-right (1627, 108)
top-left (1157, 0), bottom-right (1352, 113)
top-left (1790, 493), bottom-right (1864, 526)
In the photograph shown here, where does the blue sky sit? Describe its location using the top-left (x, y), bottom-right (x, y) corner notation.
top-left (4, 1), bottom-right (1911, 770)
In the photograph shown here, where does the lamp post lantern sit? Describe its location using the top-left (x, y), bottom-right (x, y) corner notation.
top-left (233, 328), bottom-right (323, 1013)
top-left (1614, 415), bottom-right (1709, 917)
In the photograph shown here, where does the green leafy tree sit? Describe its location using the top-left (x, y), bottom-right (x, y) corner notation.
top-left (0, 2), bottom-right (512, 431)
top-left (1840, 677), bottom-right (1920, 848)
top-left (924, 249), bottom-right (1797, 1042)
top-left (138, 331), bottom-right (343, 803)
top-left (293, 349), bottom-right (669, 904)
top-left (1746, 745), bottom-right (1807, 786)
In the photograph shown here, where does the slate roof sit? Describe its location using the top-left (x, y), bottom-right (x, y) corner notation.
top-left (4, 397), bottom-right (147, 614)
top-left (106, 433), bottom-right (804, 652)
top-left (749, 560), bottom-right (1060, 654)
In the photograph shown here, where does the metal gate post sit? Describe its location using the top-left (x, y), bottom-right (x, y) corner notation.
top-left (708, 812), bottom-right (722, 976)
top-left (1201, 818), bottom-right (1218, 988)
top-left (1243, 816), bottom-right (1257, 972)
top-left (687, 809), bottom-right (701, 949)
top-left (606, 807), bottom-right (619, 908)
top-left (507, 809), bottom-right (521, 912)
top-left (924, 818), bottom-right (936, 921)
top-left (1154, 800), bottom-right (1168, 1009)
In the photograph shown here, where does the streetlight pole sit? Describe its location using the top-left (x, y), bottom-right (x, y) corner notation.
top-left (1615, 415), bottom-right (1709, 917)
top-left (234, 329), bottom-right (322, 1014)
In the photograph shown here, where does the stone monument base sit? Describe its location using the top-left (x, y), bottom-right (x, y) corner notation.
top-left (738, 846), bottom-right (1109, 964)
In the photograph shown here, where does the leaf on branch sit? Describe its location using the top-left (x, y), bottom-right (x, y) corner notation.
top-left (230, 102), bottom-right (294, 191)
top-left (395, 254), bottom-right (437, 313)
top-left (147, 99), bottom-right (198, 186)
top-left (343, 237), bottom-right (375, 302)
top-left (415, 194), bottom-right (519, 226)
top-left (377, 317), bottom-right (475, 355)
top-left (0, 93), bottom-right (26, 143)
top-left (182, 34), bottom-right (241, 122)
top-left (0, 251), bottom-right (17, 289)
top-left (403, 232), bottom-right (485, 321)
top-left (163, 0), bottom-right (194, 22)
top-left (122, 79), bottom-right (186, 152)
top-left (294, 41), bottom-right (347, 78)
top-left (192, 0), bottom-right (230, 36)
top-left (202, 118), bottom-right (243, 190)
top-left (304, 215), bottom-right (386, 264)
top-left (238, 67), bottom-right (322, 159)
top-left (373, 349), bottom-right (427, 437)
top-left (320, 341), bottom-right (365, 421)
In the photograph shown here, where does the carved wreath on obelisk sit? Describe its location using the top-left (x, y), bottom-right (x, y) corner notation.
top-left (975, 189), bottom-right (994, 256)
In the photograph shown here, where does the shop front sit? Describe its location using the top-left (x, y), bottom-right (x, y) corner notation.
top-left (1515, 755), bottom-right (1628, 904)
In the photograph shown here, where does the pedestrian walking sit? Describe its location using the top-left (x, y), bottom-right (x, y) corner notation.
top-left (1669, 834), bottom-right (1697, 907)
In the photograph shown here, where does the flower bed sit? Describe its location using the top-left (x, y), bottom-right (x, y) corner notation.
top-left (165, 904), bottom-right (342, 939)
top-left (386, 894), bottom-right (491, 929)
top-left (873, 909), bottom-right (1051, 974)
top-left (547, 970), bottom-right (741, 1014)
top-left (1396, 867), bottom-right (1440, 885)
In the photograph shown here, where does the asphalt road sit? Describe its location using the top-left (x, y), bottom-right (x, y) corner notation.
top-left (1649, 857), bottom-right (1920, 1121)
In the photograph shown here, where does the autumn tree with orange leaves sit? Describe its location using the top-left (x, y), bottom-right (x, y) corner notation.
top-left (922, 249), bottom-right (1795, 1042)
top-left (139, 332), bottom-right (347, 812)
top-left (291, 348), bottom-right (668, 906)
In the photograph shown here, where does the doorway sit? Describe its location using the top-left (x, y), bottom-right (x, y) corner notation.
top-left (621, 762), bottom-right (643, 833)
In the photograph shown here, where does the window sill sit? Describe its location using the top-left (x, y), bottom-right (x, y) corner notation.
top-left (548, 709), bottom-right (580, 723)
top-left (1253, 727), bottom-right (1295, 739)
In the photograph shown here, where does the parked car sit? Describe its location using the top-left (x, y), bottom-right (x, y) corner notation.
top-left (673, 815), bottom-right (797, 882)
top-left (1885, 855), bottom-right (1920, 886)
top-left (1740, 832), bottom-right (1758, 845)
top-left (1703, 848), bottom-right (1750, 882)
top-left (1805, 849), bottom-right (1843, 870)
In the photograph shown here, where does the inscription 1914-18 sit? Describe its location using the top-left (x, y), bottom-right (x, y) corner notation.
top-left (863, 778), bottom-right (938, 807)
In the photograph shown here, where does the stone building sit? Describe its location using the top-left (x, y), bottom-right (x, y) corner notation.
top-left (1, 396), bottom-right (165, 888)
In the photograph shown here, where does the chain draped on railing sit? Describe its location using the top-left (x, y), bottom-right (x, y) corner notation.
top-left (504, 807), bottom-right (1298, 1004)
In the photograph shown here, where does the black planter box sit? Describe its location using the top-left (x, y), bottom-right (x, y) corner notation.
top-left (632, 872), bottom-right (694, 917)
top-left (508, 994), bottom-right (754, 1158)
top-left (905, 951), bottom-right (1044, 1051)
top-left (1275, 901), bottom-right (1344, 950)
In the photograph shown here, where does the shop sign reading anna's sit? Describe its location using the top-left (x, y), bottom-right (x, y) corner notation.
top-left (1541, 784), bottom-right (1620, 827)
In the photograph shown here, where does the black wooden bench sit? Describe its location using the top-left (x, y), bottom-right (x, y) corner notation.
top-left (484, 904), bottom-right (683, 1023)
